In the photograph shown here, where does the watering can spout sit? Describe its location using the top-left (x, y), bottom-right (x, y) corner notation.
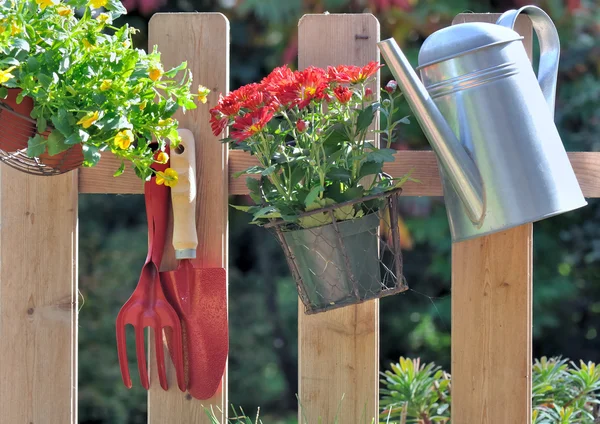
top-left (378, 38), bottom-right (485, 224)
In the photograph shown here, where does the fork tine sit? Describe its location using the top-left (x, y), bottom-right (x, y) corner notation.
top-left (169, 324), bottom-right (187, 392)
top-left (115, 319), bottom-right (132, 388)
top-left (154, 327), bottom-right (169, 390)
top-left (135, 326), bottom-right (149, 390)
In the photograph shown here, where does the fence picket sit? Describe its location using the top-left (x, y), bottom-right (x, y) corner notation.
top-left (297, 14), bottom-right (380, 423)
top-left (451, 14), bottom-right (533, 424)
top-left (147, 13), bottom-right (229, 424)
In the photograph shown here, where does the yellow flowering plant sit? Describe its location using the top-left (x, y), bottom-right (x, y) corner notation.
top-left (0, 0), bottom-right (207, 181)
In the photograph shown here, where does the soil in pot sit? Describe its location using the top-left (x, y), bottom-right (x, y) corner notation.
top-left (0, 88), bottom-right (36, 152)
top-left (282, 211), bottom-right (382, 312)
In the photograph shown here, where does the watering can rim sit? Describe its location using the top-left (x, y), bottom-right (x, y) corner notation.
top-left (415, 21), bottom-right (523, 70)
top-left (416, 36), bottom-right (523, 70)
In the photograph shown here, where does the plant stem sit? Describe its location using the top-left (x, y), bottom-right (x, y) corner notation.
top-left (257, 133), bottom-right (287, 199)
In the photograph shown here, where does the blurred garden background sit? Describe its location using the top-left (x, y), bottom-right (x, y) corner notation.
top-left (78, 0), bottom-right (600, 422)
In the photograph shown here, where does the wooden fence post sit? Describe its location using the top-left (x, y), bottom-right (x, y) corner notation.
top-left (147, 13), bottom-right (229, 423)
top-left (297, 14), bottom-right (380, 423)
top-left (451, 14), bottom-right (533, 424)
top-left (0, 168), bottom-right (78, 423)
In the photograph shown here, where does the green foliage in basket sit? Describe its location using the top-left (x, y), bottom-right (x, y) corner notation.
top-left (211, 64), bottom-right (412, 225)
top-left (0, 0), bottom-right (209, 180)
top-left (380, 356), bottom-right (600, 424)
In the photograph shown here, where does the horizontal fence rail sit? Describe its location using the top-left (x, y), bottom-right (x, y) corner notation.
top-left (79, 150), bottom-right (600, 197)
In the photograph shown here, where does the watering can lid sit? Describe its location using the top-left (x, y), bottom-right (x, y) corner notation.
top-left (417, 22), bottom-right (522, 69)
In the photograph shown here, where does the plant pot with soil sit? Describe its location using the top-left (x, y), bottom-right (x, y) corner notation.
top-left (0, 0), bottom-right (209, 179)
top-left (213, 64), bottom-right (412, 313)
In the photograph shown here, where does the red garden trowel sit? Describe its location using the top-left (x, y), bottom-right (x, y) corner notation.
top-left (160, 129), bottom-right (228, 400)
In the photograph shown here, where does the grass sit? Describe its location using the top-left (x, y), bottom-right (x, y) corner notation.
top-left (203, 394), bottom-right (409, 424)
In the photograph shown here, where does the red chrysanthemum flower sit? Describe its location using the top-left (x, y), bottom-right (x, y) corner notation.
top-left (242, 91), bottom-right (271, 111)
top-left (231, 84), bottom-right (259, 102)
top-left (230, 107), bottom-right (274, 141)
top-left (261, 66), bottom-right (296, 94)
top-left (327, 65), bottom-right (352, 83)
top-left (209, 93), bottom-right (243, 136)
top-left (278, 67), bottom-right (329, 109)
top-left (333, 86), bottom-right (353, 103)
top-left (217, 96), bottom-right (240, 117)
top-left (328, 61), bottom-right (383, 84)
top-left (210, 110), bottom-right (228, 136)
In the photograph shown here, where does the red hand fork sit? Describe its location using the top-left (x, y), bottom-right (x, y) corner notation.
top-left (116, 161), bottom-right (186, 392)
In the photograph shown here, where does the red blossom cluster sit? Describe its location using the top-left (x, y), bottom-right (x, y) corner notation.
top-left (209, 61), bottom-right (383, 142)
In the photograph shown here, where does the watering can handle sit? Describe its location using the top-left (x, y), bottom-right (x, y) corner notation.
top-left (496, 6), bottom-right (559, 118)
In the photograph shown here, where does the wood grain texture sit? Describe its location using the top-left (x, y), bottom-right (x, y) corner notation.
top-left (452, 225), bottom-right (532, 424)
top-left (224, 150), bottom-right (600, 198)
top-left (78, 154), bottom-right (143, 194)
top-left (451, 13), bottom-right (533, 424)
top-left (147, 13), bottom-right (229, 423)
top-left (0, 167), bottom-right (78, 423)
top-left (80, 150), bottom-right (600, 198)
top-left (297, 14), bottom-right (380, 423)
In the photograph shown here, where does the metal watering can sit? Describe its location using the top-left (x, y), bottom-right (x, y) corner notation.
top-left (378, 6), bottom-right (587, 242)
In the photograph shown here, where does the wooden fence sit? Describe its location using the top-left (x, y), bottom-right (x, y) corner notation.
top-left (1, 11), bottom-right (600, 424)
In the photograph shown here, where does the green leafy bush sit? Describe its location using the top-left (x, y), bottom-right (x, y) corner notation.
top-left (380, 357), bottom-right (450, 423)
top-left (380, 356), bottom-right (600, 424)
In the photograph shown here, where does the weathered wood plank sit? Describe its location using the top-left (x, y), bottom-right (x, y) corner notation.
top-left (0, 167), bottom-right (78, 423)
top-left (452, 225), bottom-right (533, 423)
top-left (147, 13), bottom-right (229, 424)
top-left (451, 13), bottom-right (533, 424)
top-left (297, 14), bottom-right (380, 423)
top-left (79, 150), bottom-right (600, 198)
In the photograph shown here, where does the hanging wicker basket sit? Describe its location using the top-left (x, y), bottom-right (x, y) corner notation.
top-left (265, 187), bottom-right (408, 314)
top-left (0, 89), bottom-right (83, 176)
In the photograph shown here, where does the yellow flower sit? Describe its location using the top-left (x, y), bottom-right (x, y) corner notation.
top-left (158, 118), bottom-right (173, 127)
top-left (0, 66), bottom-right (16, 84)
top-left (82, 39), bottom-right (95, 51)
top-left (197, 85), bottom-right (210, 104)
top-left (96, 13), bottom-right (112, 24)
top-left (90, 0), bottom-right (108, 8)
top-left (36, 0), bottom-right (56, 10)
top-left (148, 64), bottom-right (163, 82)
top-left (139, 100), bottom-right (147, 111)
top-left (156, 168), bottom-right (178, 187)
top-left (155, 151), bottom-right (169, 164)
top-left (57, 6), bottom-right (74, 16)
top-left (114, 129), bottom-right (134, 149)
top-left (100, 79), bottom-right (112, 91)
top-left (77, 111), bottom-right (100, 129)
top-left (10, 21), bottom-right (21, 36)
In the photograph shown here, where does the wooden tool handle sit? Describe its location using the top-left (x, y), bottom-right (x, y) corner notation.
top-left (170, 128), bottom-right (198, 259)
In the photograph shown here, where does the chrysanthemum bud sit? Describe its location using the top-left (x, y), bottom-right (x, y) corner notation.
top-left (296, 120), bottom-right (309, 132)
top-left (385, 80), bottom-right (398, 94)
